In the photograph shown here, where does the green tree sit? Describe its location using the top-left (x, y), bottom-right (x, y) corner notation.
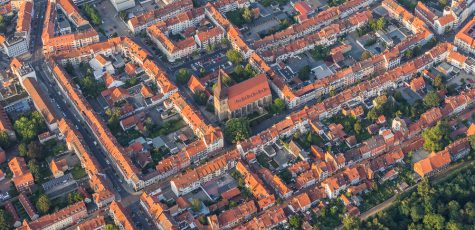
top-left (176, 68), bottom-right (191, 85)
top-left (433, 75), bottom-right (445, 90)
top-left (311, 45), bottom-right (330, 60)
top-left (191, 198), bottom-right (201, 212)
top-left (298, 65), bottom-right (311, 81)
top-left (422, 121), bottom-right (450, 152)
top-left (354, 121), bottom-right (362, 135)
top-left (193, 90), bottom-right (208, 106)
top-left (0, 209), bottom-right (12, 229)
top-left (288, 215), bottom-right (301, 228)
top-left (226, 50), bottom-right (243, 65)
top-left (469, 135), bottom-right (475, 150)
top-left (342, 216), bottom-right (360, 230)
top-left (18, 143), bottom-right (28, 157)
top-left (270, 98), bottom-right (286, 114)
top-left (224, 118), bottom-right (251, 143)
top-left (36, 194), bottom-right (50, 214)
top-left (83, 4), bottom-right (102, 25)
top-left (105, 107), bottom-right (121, 125)
top-left (242, 8), bottom-right (253, 23)
top-left (14, 115), bottom-right (42, 142)
top-left (361, 51), bottom-right (372, 60)
top-left (423, 91), bottom-right (441, 108)
top-left (104, 224), bottom-right (119, 230)
top-left (28, 160), bottom-right (41, 181)
top-left (423, 213), bottom-right (445, 230)
top-left (0, 131), bottom-right (11, 149)
top-left (67, 192), bottom-right (84, 204)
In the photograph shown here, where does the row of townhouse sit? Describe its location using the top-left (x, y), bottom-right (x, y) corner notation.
top-left (238, 42), bottom-right (456, 158)
top-left (454, 17), bottom-right (475, 55)
top-left (253, 0), bottom-right (375, 52)
top-left (262, 10), bottom-right (373, 62)
top-left (235, 161), bottom-right (276, 210)
top-left (109, 201), bottom-right (137, 230)
top-left (415, 0), bottom-right (475, 35)
top-left (414, 136), bottom-right (471, 178)
top-left (127, 0), bottom-right (194, 34)
top-left (11, 59), bottom-right (117, 208)
top-left (169, 149), bottom-right (240, 196)
top-left (145, 8), bottom-right (225, 62)
top-left (41, 0), bottom-right (99, 55)
top-left (139, 192), bottom-right (177, 230)
top-left (49, 36), bottom-right (200, 190)
top-left (1, 0), bottom-right (32, 57)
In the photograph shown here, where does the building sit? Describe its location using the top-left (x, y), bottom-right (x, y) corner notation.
top-left (109, 201), bottom-right (137, 230)
top-left (19, 202), bottom-right (88, 229)
top-left (454, 17), bottom-right (475, 55)
top-left (414, 150), bottom-right (452, 177)
top-left (8, 157), bottom-right (34, 192)
top-left (2, 0), bottom-right (33, 57)
top-left (214, 73), bottom-right (272, 120)
top-left (110, 0), bottom-right (135, 11)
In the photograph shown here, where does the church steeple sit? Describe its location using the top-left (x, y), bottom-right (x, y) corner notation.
top-left (214, 69), bottom-right (226, 99)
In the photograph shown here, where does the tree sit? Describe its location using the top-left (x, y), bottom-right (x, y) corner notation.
top-left (354, 121), bottom-right (362, 134)
top-left (423, 213), bottom-right (445, 230)
top-left (288, 215), bottom-right (301, 229)
top-left (0, 209), bottom-right (12, 229)
top-left (433, 75), bottom-right (445, 90)
top-left (422, 121), bottom-right (450, 152)
top-left (83, 4), bottom-right (102, 25)
top-left (0, 131), bottom-right (11, 149)
top-left (67, 192), bottom-right (84, 204)
top-left (176, 68), bottom-right (191, 85)
top-left (36, 194), bottom-right (50, 214)
top-left (298, 65), bottom-right (311, 81)
top-left (423, 91), bottom-right (441, 108)
top-left (361, 51), bottom-right (372, 60)
top-left (270, 98), bottom-right (286, 114)
top-left (28, 160), bottom-right (41, 181)
top-left (311, 45), bottom-right (330, 60)
top-left (470, 135), bottom-right (475, 150)
top-left (18, 143), bottom-right (28, 157)
top-left (27, 141), bottom-right (43, 159)
top-left (105, 107), bottom-right (121, 125)
top-left (242, 7), bottom-right (253, 23)
top-left (193, 90), bottom-right (208, 106)
top-left (342, 216), bottom-right (360, 230)
top-left (224, 118), bottom-right (251, 143)
top-left (226, 50), bottom-right (243, 65)
top-left (191, 198), bottom-right (201, 212)
top-left (14, 115), bottom-right (42, 142)
top-left (104, 224), bottom-right (119, 230)
top-left (410, 205), bottom-right (424, 222)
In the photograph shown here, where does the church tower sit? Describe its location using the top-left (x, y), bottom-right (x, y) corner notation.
top-left (214, 70), bottom-right (229, 121)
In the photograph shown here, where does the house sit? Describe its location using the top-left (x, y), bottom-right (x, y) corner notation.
top-left (50, 159), bottom-right (68, 178)
top-left (20, 202), bottom-right (87, 230)
top-left (8, 157), bottom-right (34, 192)
top-left (289, 192), bottom-right (312, 212)
top-left (109, 201), bottom-right (137, 230)
top-left (218, 201), bottom-right (257, 229)
top-left (414, 150), bottom-right (452, 177)
top-left (410, 76), bottom-right (426, 92)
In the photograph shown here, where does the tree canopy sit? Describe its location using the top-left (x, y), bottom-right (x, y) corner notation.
top-left (226, 50), bottom-right (244, 65)
top-left (14, 111), bottom-right (45, 142)
top-left (36, 194), bottom-right (50, 214)
top-left (82, 4), bottom-right (102, 25)
top-left (423, 91), bottom-right (441, 108)
top-left (224, 118), bottom-right (251, 143)
top-left (422, 120), bottom-right (450, 152)
top-left (176, 68), bottom-right (191, 85)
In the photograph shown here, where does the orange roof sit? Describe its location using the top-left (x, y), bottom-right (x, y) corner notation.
top-left (414, 150), bottom-right (451, 177)
top-left (437, 14), bottom-right (455, 27)
top-left (226, 74), bottom-right (271, 111)
top-left (455, 17), bottom-right (475, 48)
top-left (467, 124), bottom-right (475, 136)
top-left (22, 77), bottom-right (58, 124)
top-left (109, 201), bottom-right (137, 230)
top-left (187, 75), bottom-right (206, 93)
top-left (16, 1), bottom-right (32, 34)
top-left (25, 202), bottom-right (87, 229)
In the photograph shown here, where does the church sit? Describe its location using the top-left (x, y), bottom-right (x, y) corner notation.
top-left (214, 71), bottom-right (272, 121)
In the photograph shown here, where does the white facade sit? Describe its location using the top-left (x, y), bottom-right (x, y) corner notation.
top-left (110, 0), bottom-right (135, 11)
